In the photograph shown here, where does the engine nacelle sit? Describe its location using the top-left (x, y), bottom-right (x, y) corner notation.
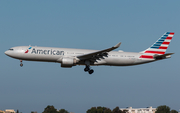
top-left (61, 57), bottom-right (76, 68)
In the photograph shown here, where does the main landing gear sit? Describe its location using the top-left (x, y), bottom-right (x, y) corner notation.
top-left (84, 60), bottom-right (94, 74)
top-left (84, 66), bottom-right (94, 74)
top-left (20, 60), bottom-right (23, 67)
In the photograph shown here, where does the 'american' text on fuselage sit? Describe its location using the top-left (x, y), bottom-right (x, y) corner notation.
top-left (31, 48), bottom-right (64, 55)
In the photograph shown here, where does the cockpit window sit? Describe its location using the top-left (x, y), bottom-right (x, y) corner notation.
top-left (9, 49), bottom-right (14, 51)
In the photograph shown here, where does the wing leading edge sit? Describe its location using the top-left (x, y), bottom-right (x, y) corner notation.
top-left (77, 42), bottom-right (121, 60)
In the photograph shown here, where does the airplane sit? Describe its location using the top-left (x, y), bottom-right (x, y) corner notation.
top-left (5, 32), bottom-right (174, 74)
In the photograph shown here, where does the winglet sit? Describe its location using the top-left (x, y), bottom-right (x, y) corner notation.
top-left (114, 42), bottom-right (121, 48)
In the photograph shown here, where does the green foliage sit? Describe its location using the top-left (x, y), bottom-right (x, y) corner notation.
top-left (58, 109), bottom-right (68, 113)
top-left (155, 105), bottom-right (178, 113)
top-left (86, 106), bottom-right (113, 113)
top-left (42, 105), bottom-right (58, 113)
top-left (86, 106), bottom-right (126, 113)
top-left (104, 108), bottom-right (112, 113)
top-left (112, 106), bottom-right (124, 113)
top-left (42, 105), bottom-right (69, 113)
top-left (155, 105), bottom-right (170, 113)
top-left (170, 110), bottom-right (178, 113)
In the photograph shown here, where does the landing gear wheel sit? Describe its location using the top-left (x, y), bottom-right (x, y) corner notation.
top-left (84, 66), bottom-right (90, 72)
top-left (84, 61), bottom-right (94, 74)
top-left (88, 69), bottom-right (94, 74)
top-left (20, 60), bottom-right (23, 67)
top-left (20, 63), bottom-right (23, 67)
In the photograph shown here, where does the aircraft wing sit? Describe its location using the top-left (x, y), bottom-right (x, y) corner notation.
top-left (77, 42), bottom-right (121, 60)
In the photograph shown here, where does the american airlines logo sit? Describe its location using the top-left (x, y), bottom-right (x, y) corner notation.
top-left (31, 48), bottom-right (64, 55)
top-left (25, 47), bottom-right (32, 53)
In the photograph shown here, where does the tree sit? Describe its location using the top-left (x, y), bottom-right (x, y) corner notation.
top-left (112, 107), bottom-right (123, 113)
top-left (58, 109), bottom-right (69, 113)
top-left (86, 107), bottom-right (97, 113)
top-left (155, 105), bottom-right (170, 113)
top-left (42, 105), bottom-right (58, 113)
top-left (104, 108), bottom-right (112, 113)
top-left (86, 106), bottom-right (112, 113)
top-left (170, 110), bottom-right (178, 113)
top-left (31, 112), bottom-right (37, 113)
top-left (99, 107), bottom-right (111, 113)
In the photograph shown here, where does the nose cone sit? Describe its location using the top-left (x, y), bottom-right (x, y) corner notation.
top-left (5, 50), bottom-right (8, 55)
top-left (5, 50), bottom-right (11, 56)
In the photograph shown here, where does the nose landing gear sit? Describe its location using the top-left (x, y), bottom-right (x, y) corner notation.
top-left (20, 60), bottom-right (23, 67)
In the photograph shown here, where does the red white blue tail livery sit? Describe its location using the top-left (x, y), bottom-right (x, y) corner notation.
top-left (140, 32), bottom-right (174, 59)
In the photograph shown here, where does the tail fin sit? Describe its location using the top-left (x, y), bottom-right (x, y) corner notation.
top-left (140, 32), bottom-right (174, 59)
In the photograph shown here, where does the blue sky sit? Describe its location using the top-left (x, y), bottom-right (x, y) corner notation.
top-left (0, 1), bottom-right (180, 113)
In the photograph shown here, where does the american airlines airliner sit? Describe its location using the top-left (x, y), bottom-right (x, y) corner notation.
top-left (5, 32), bottom-right (174, 74)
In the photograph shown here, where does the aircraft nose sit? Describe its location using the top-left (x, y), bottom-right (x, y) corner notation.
top-left (5, 50), bottom-right (8, 55)
top-left (5, 50), bottom-right (10, 56)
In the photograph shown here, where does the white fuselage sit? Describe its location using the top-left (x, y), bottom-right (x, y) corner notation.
top-left (4, 32), bottom-right (174, 74)
top-left (5, 46), bottom-right (155, 66)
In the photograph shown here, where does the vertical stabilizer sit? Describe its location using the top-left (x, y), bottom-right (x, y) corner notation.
top-left (139, 32), bottom-right (174, 59)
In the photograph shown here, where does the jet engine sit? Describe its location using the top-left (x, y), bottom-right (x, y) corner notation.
top-left (61, 57), bottom-right (77, 68)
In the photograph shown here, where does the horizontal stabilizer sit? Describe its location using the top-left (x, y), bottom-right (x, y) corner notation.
top-left (154, 53), bottom-right (174, 60)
